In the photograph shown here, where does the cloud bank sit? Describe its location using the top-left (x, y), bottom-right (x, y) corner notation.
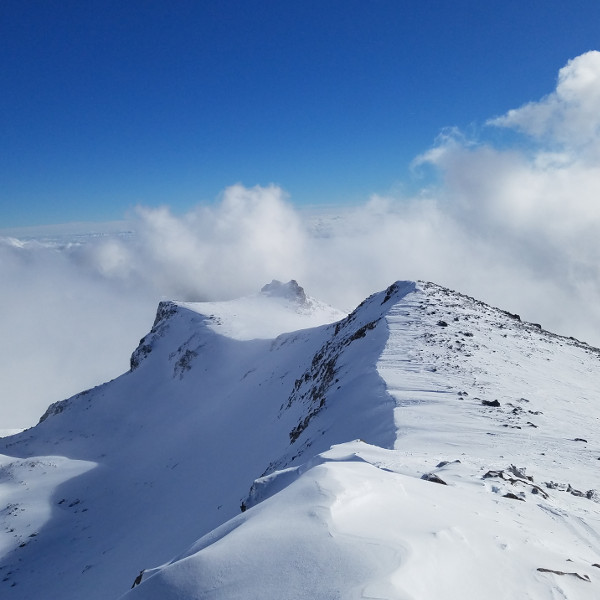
top-left (2, 51), bottom-right (600, 428)
top-left (488, 51), bottom-right (600, 150)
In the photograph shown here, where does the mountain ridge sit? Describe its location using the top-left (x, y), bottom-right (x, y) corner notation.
top-left (1, 280), bottom-right (599, 599)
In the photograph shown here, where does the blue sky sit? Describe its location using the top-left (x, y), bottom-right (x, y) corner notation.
top-left (2, 0), bottom-right (599, 227)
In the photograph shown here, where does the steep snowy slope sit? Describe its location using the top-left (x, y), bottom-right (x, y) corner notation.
top-left (1, 280), bottom-right (600, 599)
top-left (118, 282), bottom-right (600, 600)
top-left (0, 279), bottom-right (383, 598)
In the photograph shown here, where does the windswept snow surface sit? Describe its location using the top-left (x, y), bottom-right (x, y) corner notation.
top-left (1, 281), bottom-right (600, 599)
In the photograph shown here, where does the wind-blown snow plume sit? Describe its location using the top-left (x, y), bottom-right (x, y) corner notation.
top-left (2, 52), bottom-right (600, 428)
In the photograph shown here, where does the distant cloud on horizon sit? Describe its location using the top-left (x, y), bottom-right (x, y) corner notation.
top-left (2, 52), bottom-right (600, 429)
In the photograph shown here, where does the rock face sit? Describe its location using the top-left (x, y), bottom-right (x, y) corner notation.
top-left (130, 301), bottom-right (180, 371)
top-left (260, 279), bottom-right (307, 304)
top-left (1, 280), bottom-right (600, 600)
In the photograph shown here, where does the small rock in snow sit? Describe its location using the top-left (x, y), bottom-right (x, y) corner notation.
top-left (482, 399), bottom-right (501, 407)
top-left (421, 473), bottom-right (448, 485)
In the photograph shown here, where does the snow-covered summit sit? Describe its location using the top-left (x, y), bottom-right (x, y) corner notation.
top-left (125, 282), bottom-right (345, 375)
top-left (1, 280), bottom-right (599, 599)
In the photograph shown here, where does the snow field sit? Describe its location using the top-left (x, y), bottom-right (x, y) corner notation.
top-left (1, 280), bottom-right (599, 599)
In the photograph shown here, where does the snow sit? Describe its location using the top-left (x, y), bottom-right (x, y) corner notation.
top-left (124, 442), bottom-right (600, 599)
top-left (178, 280), bottom-right (345, 340)
top-left (0, 454), bottom-right (96, 560)
top-left (1, 280), bottom-right (599, 598)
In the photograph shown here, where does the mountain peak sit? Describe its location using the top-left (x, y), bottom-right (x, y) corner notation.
top-left (260, 279), bottom-right (307, 304)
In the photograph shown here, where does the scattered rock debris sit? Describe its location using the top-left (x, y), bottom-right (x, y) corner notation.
top-left (544, 481), bottom-right (598, 501)
top-left (483, 467), bottom-right (549, 499)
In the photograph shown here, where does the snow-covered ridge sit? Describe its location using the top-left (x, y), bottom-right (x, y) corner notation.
top-left (1, 280), bottom-right (599, 599)
top-left (129, 280), bottom-right (346, 374)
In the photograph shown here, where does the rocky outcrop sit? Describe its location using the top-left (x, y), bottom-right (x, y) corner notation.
top-left (130, 301), bottom-right (179, 371)
top-left (260, 279), bottom-right (307, 304)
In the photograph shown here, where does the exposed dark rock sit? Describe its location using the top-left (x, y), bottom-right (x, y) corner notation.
top-left (484, 467), bottom-right (548, 498)
top-left (131, 570), bottom-right (145, 588)
top-left (261, 280), bottom-right (307, 304)
top-left (173, 349), bottom-right (198, 378)
top-left (130, 301), bottom-right (179, 371)
top-left (421, 473), bottom-right (447, 485)
top-left (130, 342), bottom-right (152, 370)
top-left (501, 310), bottom-right (521, 321)
top-left (507, 465), bottom-right (533, 481)
top-left (39, 399), bottom-right (70, 423)
top-left (348, 321), bottom-right (378, 342)
top-left (289, 408), bottom-right (322, 443)
top-left (482, 399), bottom-right (501, 407)
top-left (567, 484), bottom-right (586, 497)
top-left (537, 568), bottom-right (590, 582)
top-left (544, 482), bottom-right (598, 501)
top-left (503, 492), bottom-right (525, 501)
top-left (39, 388), bottom-right (92, 423)
top-left (381, 282), bottom-right (400, 304)
top-left (436, 460), bottom-right (461, 468)
top-left (152, 301), bottom-right (179, 328)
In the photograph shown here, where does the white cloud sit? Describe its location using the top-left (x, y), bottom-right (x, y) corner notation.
top-left (129, 183), bottom-right (308, 300)
top-left (488, 50), bottom-right (600, 151)
top-left (0, 238), bottom-right (156, 428)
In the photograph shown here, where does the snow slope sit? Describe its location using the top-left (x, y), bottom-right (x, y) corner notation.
top-left (1, 280), bottom-right (599, 599)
